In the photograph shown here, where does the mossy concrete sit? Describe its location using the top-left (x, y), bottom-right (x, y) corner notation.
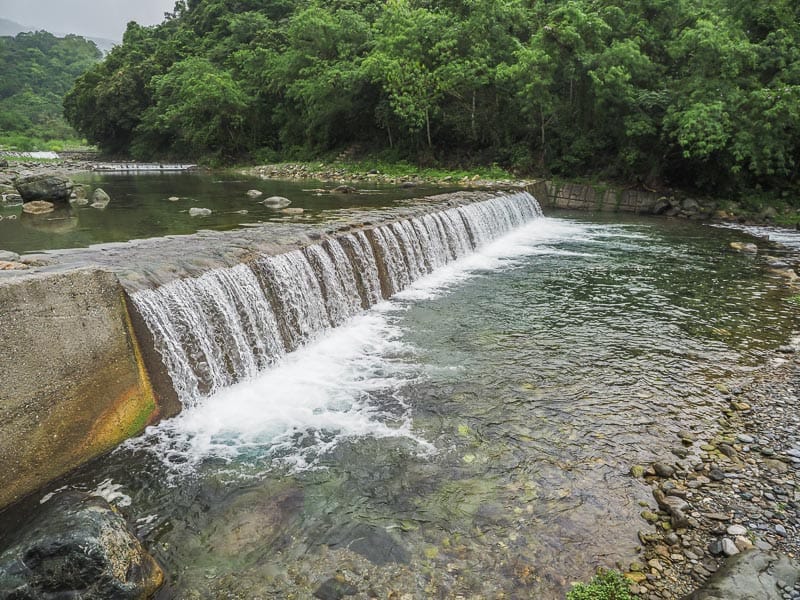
top-left (0, 269), bottom-right (160, 509)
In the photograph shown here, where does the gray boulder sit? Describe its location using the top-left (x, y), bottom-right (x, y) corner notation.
top-left (15, 175), bottom-right (73, 202)
top-left (0, 492), bottom-right (164, 599)
top-left (90, 188), bottom-right (111, 209)
top-left (684, 550), bottom-right (799, 599)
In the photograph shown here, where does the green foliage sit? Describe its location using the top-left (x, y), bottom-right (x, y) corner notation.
top-left (567, 569), bottom-right (638, 600)
top-left (59, 0), bottom-right (800, 196)
top-left (0, 30), bottom-right (100, 149)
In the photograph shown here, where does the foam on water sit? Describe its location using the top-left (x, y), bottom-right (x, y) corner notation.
top-left (130, 215), bottom-right (604, 477)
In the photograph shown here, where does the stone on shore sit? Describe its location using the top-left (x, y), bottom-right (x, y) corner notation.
top-left (684, 550), bottom-right (799, 600)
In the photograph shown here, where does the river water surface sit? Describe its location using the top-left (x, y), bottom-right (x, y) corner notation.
top-left (12, 209), bottom-right (800, 598)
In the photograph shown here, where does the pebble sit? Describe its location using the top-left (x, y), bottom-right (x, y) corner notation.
top-left (775, 524), bottom-right (788, 537)
top-left (726, 524), bottom-right (747, 536)
top-left (709, 469), bottom-right (726, 482)
top-left (654, 462), bottom-right (675, 478)
top-left (721, 538), bottom-right (739, 557)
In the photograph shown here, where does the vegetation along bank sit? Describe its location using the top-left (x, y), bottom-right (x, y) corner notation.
top-left (59, 0), bottom-right (799, 203)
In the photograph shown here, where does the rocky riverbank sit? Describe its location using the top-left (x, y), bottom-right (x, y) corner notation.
top-left (243, 162), bottom-right (530, 190)
top-left (626, 340), bottom-right (800, 599)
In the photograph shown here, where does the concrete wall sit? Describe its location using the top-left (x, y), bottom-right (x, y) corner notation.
top-left (533, 180), bottom-right (662, 213)
top-left (0, 269), bottom-right (160, 508)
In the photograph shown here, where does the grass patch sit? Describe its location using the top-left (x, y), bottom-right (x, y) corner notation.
top-left (567, 570), bottom-right (639, 600)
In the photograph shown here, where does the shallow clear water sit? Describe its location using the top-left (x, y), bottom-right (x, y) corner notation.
top-left (0, 172), bottom-right (448, 254)
top-left (7, 214), bottom-right (799, 598)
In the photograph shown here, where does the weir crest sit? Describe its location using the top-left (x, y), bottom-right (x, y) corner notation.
top-left (131, 191), bottom-right (543, 407)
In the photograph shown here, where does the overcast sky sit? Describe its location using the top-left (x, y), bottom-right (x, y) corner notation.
top-left (0, 0), bottom-right (176, 40)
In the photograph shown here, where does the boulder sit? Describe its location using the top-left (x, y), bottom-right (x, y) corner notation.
top-left (22, 200), bottom-right (55, 215)
top-left (70, 184), bottom-right (87, 201)
top-left (0, 492), bottom-right (164, 599)
top-left (332, 185), bottom-right (357, 194)
top-left (15, 175), bottom-right (73, 202)
top-left (262, 195), bottom-right (291, 208)
top-left (681, 198), bottom-right (702, 215)
top-left (684, 550), bottom-right (799, 600)
top-left (730, 241), bottom-right (758, 253)
top-left (90, 188), bottom-right (111, 209)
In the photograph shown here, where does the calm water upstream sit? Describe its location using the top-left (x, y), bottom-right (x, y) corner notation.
top-left (0, 172), bottom-right (449, 254)
top-left (6, 210), bottom-right (799, 598)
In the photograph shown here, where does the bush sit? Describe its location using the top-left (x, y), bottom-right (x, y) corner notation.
top-left (567, 570), bottom-right (638, 600)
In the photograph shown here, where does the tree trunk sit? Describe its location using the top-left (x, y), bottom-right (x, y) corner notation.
top-left (425, 108), bottom-right (432, 148)
top-left (471, 91), bottom-right (476, 140)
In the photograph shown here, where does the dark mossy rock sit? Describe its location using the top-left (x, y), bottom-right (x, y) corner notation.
top-left (15, 175), bottom-right (73, 203)
top-left (0, 492), bottom-right (163, 599)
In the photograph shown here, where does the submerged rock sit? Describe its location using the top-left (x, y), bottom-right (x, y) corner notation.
top-left (262, 195), bottom-right (291, 208)
top-left (332, 185), bottom-right (357, 194)
top-left (281, 207), bottom-right (304, 215)
top-left (21, 200), bottom-right (55, 215)
top-left (15, 175), bottom-right (73, 202)
top-left (730, 241), bottom-right (758, 253)
top-left (189, 207), bottom-right (212, 217)
top-left (0, 492), bottom-right (164, 599)
top-left (246, 189), bottom-right (263, 198)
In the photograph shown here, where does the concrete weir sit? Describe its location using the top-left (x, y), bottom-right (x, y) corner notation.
top-left (0, 270), bottom-right (159, 508)
top-left (0, 190), bottom-right (540, 509)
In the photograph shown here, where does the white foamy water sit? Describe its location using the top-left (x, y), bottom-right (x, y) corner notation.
top-left (128, 216), bottom-right (602, 477)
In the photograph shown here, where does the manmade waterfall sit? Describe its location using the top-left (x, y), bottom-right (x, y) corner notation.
top-left (131, 191), bottom-right (543, 407)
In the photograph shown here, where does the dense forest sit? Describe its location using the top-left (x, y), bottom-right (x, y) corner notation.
top-left (64, 0), bottom-right (799, 195)
top-left (0, 31), bottom-right (101, 149)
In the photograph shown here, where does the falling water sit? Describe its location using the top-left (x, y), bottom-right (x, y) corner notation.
top-left (131, 192), bottom-right (543, 406)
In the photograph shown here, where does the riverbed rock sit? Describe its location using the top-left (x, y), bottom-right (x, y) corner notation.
top-left (70, 184), bottom-right (87, 201)
top-left (90, 187), bottom-right (111, 209)
top-left (684, 550), bottom-right (799, 600)
top-left (281, 207), bottom-right (304, 215)
top-left (0, 492), bottom-right (164, 599)
top-left (730, 241), bottom-right (758, 253)
top-left (15, 174), bottom-right (73, 202)
top-left (333, 185), bottom-right (357, 194)
top-left (21, 200), bottom-right (55, 215)
top-left (653, 462), bottom-right (675, 478)
top-left (262, 195), bottom-right (291, 208)
top-left (189, 207), bottom-right (212, 217)
top-left (246, 189), bottom-right (263, 198)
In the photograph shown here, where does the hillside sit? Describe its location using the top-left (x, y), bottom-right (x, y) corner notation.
top-left (0, 30), bottom-right (102, 150)
top-left (62, 0), bottom-right (800, 196)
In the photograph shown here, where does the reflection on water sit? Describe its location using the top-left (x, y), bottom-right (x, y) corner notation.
top-left (4, 215), bottom-right (798, 599)
top-left (0, 172), bottom-right (448, 254)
